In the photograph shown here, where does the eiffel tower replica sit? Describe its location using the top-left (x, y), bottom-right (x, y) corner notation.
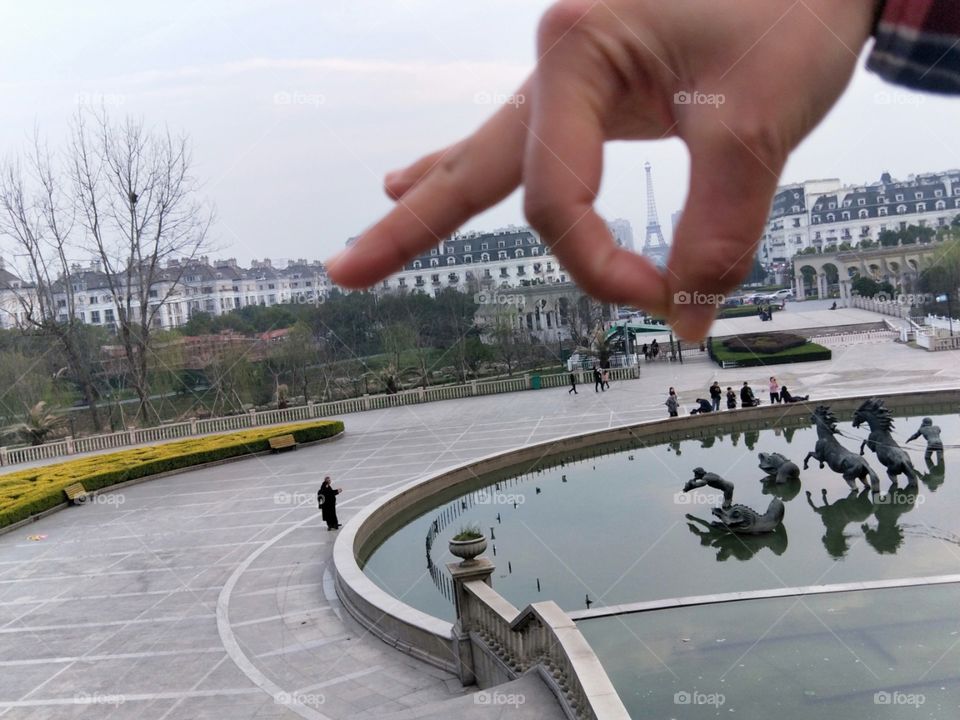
top-left (642, 162), bottom-right (670, 267)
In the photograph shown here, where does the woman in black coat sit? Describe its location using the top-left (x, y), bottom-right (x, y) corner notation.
top-left (318, 476), bottom-right (342, 530)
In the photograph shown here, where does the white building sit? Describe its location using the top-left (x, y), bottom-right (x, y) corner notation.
top-left (0, 260), bottom-right (33, 330)
top-left (760, 170), bottom-right (960, 265)
top-left (376, 221), bottom-right (634, 295)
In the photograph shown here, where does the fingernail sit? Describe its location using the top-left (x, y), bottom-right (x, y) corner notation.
top-left (670, 302), bottom-right (716, 340)
top-left (384, 170), bottom-right (402, 187)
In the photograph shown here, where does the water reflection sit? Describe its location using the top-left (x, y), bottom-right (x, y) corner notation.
top-left (806, 488), bottom-right (874, 559)
top-left (685, 513), bottom-right (789, 561)
top-left (861, 486), bottom-right (922, 554)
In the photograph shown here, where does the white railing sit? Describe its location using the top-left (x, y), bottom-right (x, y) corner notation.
top-left (0, 367), bottom-right (646, 467)
top-left (809, 329), bottom-right (898, 346)
top-left (462, 579), bottom-right (629, 720)
top-left (925, 314), bottom-right (960, 334)
top-left (850, 295), bottom-right (915, 319)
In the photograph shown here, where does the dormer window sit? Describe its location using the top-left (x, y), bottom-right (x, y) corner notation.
top-left (896, 205), bottom-right (907, 214)
top-left (858, 198), bottom-right (866, 206)
top-left (447, 256), bottom-right (456, 265)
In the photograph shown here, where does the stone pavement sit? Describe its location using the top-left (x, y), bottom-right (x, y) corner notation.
top-left (0, 328), bottom-right (958, 719)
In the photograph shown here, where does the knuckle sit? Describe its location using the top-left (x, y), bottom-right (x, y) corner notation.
top-left (538, 0), bottom-right (596, 45)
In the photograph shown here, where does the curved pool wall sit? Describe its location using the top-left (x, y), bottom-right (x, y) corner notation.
top-left (333, 387), bottom-right (960, 677)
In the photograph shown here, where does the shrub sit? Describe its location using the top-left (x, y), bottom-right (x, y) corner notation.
top-left (711, 336), bottom-right (831, 368)
top-left (722, 333), bottom-right (807, 354)
top-left (0, 420), bottom-right (344, 530)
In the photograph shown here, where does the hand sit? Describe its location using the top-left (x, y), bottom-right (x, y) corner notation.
top-left (326, 0), bottom-right (876, 339)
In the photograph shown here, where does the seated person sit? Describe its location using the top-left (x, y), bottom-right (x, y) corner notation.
top-left (779, 385), bottom-right (809, 403)
top-left (740, 382), bottom-right (761, 407)
top-left (690, 398), bottom-right (713, 415)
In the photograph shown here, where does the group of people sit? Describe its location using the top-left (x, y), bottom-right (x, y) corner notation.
top-left (670, 377), bottom-right (810, 417)
top-left (567, 366), bottom-right (611, 394)
top-left (640, 339), bottom-right (660, 360)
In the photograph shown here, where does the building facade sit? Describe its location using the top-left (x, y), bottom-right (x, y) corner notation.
top-left (760, 170), bottom-right (960, 266)
top-left (0, 256), bottom-right (331, 332)
top-left (376, 221), bottom-right (634, 296)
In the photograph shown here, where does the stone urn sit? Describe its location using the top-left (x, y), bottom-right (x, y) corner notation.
top-left (449, 534), bottom-right (487, 566)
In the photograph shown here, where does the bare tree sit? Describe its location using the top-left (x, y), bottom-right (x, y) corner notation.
top-left (0, 138), bottom-right (105, 431)
top-left (71, 111), bottom-right (213, 423)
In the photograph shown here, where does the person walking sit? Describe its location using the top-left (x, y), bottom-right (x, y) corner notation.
top-left (568, 371), bottom-right (578, 394)
top-left (725, 386), bottom-right (737, 410)
top-left (665, 387), bottom-right (679, 418)
top-left (641, 342), bottom-right (649, 360)
top-left (601, 368), bottom-right (610, 390)
top-left (318, 476), bottom-right (343, 530)
top-left (709, 381), bottom-right (722, 411)
top-left (593, 366), bottom-right (603, 392)
top-left (769, 376), bottom-right (781, 404)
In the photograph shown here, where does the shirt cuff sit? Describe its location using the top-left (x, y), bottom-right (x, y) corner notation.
top-left (867, 0), bottom-right (960, 93)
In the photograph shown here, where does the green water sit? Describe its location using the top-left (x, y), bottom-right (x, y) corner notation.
top-left (579, 584), bottom-right (960, 719)
top-left (364, 407), bottom-right (960, 622)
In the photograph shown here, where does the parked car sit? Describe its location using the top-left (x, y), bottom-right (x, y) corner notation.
top-left (770, 289), bottom-right (794, 300)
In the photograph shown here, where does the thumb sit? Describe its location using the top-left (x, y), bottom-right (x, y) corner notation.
top-left (667, 126), bottom-right (785, 340)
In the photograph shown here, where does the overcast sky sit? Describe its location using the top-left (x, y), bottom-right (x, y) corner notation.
top-left (1, 0), bottom-right (958, 267)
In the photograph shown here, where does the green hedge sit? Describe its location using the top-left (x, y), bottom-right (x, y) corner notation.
top-left (717, 304), bottom-right (781, 319)
top-left (0, 420), bottom-right (344, 530)
top-left (710, 338), bottom-right (831, 368)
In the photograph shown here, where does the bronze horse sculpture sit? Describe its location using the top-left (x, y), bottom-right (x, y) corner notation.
top-left (804, 405), bottom-right (880, 493)
top-left (852, 397), bottom-right (919, 487)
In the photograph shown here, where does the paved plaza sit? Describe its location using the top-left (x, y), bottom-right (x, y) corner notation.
top-left (0, 315), bottom-right (958, 719)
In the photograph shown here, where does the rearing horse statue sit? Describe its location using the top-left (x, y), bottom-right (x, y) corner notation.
top-left (804, 405), bottom-right (880, 493)
top-left (852, 397), bottom-right (919, 486)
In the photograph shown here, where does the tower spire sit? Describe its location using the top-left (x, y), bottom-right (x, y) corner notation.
top-left (642, 162), bottom-right (669, 266)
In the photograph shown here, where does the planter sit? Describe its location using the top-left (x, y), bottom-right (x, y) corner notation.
top-left (449, 536), bottom-right (487, 566)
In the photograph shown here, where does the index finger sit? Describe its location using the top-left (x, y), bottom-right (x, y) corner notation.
top-left (326, 82), bottom-right (531, 289)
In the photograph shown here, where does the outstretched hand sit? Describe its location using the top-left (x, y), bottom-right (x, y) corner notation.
top-left (326, 0), bottom-right (876, 339)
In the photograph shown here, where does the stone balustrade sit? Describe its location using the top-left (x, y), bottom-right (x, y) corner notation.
top-left (0, 366), bottom-right (642, 467)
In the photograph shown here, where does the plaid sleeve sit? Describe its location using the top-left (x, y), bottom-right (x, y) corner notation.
top-left (867, 0), bottom-right (960, 93)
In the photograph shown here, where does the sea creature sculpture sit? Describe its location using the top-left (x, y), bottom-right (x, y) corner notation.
top-left (758, 452), bottom-right (800, 484)
top-left (711, 498), bottom-right (785, 535)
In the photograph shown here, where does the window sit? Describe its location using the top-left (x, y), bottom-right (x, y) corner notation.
top-left (430, 258), bottom-right (439, 267)
top-left (481, 242), bottom-right (488, 250)
top-left (878, 195), bottom-right (887, 203)
top-left (447, 256), bottom-right (456, 265)
top-left (531, 247), bottom-right (540, 256)
top-left (464, 255), bottom-right (473, 263)
top-left (858, 198), bottom-right (866, 206)
top-left (915, 192), bottom-right (923, 199)
top-left (464, 244), bottom-right (472, 252)
top-left (481, 253), bottom-right (490, 262)
top-left (828, 202), bottom-right (835, 209)
top-left (498, 240), bottom-right (505, 248)
top-left (859, 209), bottom-right (869, 219)
top-left (430, 248), bottom-right (438, 256)
top-left (415, 275), bottom-right (424, 286)
top-left (935, 190), bottom-right (943, 197)
top-left (515, 249), bottom-right (524, 258)
top-left (917, 203), bottom-right (926, 212)
top-left (791, 205), bottom-right (801, 213)
top-left (936, 200), bottom-right (946, 210)
top-left (268, 283), bottom-right (275, 289)
top-left (484, 269), bottom-right (492, 278)
top-left (431, 274), bottom-right (440, 284)
top-left (826, 213), bottom-right (835, 222)
top-left (89, 296), bottom-right (97, 305)
top-left (446, 246), bottom-right (454, 254)
top-left (841, 212), bottom-right (850, 220)
top-left (499, 267), bottom-right (509, 277)
top-left (895, 193), bottom-right (904, 201)
top-left (90, 310), bottom-right (100, 323)
top-left (498, 250), bottom-right (507, 260)
top-left (878, 207), bottom-right (888, 216)
top-left (896, 205), bottom-right (907, 214)
top-left (104, 308), bottom-right (115, 323)
top-left (516, 265), bottom-right (525, 276)
top-left (793, 218), bottom-right (801, 227)
top-left (515, 239), bottom-right (522, 246)
top-left (413, 260), bottom-right (422, 269)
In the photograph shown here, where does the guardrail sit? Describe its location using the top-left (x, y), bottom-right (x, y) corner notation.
top-left (0, 366), bottom-right (643, 467)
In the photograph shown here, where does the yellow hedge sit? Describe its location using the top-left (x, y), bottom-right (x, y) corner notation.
top-left (0, 420), bottom-right (344, 529)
